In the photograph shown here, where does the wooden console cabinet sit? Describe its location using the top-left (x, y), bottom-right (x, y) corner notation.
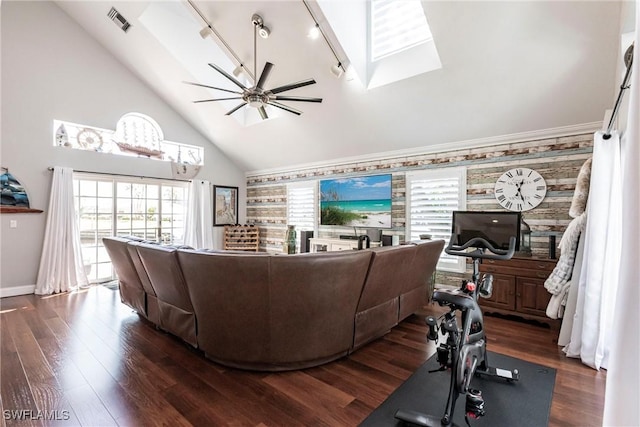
top-left (478, 256), bottom-right (560, 330)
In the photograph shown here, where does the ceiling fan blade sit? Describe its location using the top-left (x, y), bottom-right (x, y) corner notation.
top-left (193, 97), bottom-right (243, 103)
top-left (183, 81), bottom-right (243, 95)
top-left (268, 101), bottom-right (302, 116)
top-left (256, 62), bottom-right (274, 91)
top-left (274, 95), bottom-right (322, 103)
top-left (258, 106), bottom-right (269, 120)
top-left (225, 102), bottom-right (247, 116)
top-left (209, 63), bottom-right (248, 90)
top-left (269, 79), bottom-right (316, 94)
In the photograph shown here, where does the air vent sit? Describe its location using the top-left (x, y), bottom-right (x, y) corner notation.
top-left (108, 7), bottom-right (131, 33)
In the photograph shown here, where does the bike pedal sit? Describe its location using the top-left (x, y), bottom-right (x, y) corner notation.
top-left (465, 388), bottom-right (486, 418)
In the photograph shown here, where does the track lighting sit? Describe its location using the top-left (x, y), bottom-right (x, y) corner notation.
top-left (330, 62), bottom-right (344, 78)
top-left (199, 25), bottom-right (214, 39)
top-left (188, 0), bottom-right (255, 81)
top-left (232, 64), bottom-right (246, 78)
top-left (301, 0), bottom-right (346, 78)
top-left (308, 24), bottom-right (320, 39)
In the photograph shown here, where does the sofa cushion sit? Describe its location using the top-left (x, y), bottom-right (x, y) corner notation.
top-left (269, 251), bottom-right (372, 365)
top-left (134, 243), bottom-right (196, 347)
top-left (102, 237), bottom-right (147, 316)
top-left (177, 250), bottom-right (271, 363)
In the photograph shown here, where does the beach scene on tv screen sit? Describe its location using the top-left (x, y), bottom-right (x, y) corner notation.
top-left (320, 175), bottom-right (392, 228)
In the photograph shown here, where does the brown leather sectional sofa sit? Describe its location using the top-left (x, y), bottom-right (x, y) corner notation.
top-left (103, 236), bottom-right (444, 371)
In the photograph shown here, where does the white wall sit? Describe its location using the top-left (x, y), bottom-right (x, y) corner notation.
top-left (0, 1), bottom-right (245, 295)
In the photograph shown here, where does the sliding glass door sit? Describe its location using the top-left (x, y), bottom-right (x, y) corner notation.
top-left (73, 174), bottom-right (188, 283)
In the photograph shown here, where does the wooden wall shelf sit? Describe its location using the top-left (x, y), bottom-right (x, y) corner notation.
top-left (0, 206), bottom-right (43, 214)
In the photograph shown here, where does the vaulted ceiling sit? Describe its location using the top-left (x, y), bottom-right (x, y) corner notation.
top-left (54, 1), bottom-right (623, 172)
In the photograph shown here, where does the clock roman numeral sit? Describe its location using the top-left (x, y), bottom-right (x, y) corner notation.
top-left (516, 169), bottom-right (523, 176)
top-left (536, 186), bottom-right (545, 191)
top-left (505, 201), bottom-right (512, 209)
top-left (528, 170), bottom-right (533, 177)
top-left (506, 171), bottom-right (513, 178)
top-left (498, 195), bottom-right (506, 202)
top-left (516, 203), bottom-right (522, 210)
top-left (534, 194), bottom-right (542, 199)
top-left (496, 188), bottom-right (504, 193)
top-left (534, 177), bottom-right (542, 182)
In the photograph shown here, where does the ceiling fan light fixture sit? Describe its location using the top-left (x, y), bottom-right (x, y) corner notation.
top-left (199, 25), bottom-right (214, 39)
top-left (246, 94), bottom-right (266, 108)
top-left (251, 14), bottom-right (270, 39)
top-left (258, 25), bottom-right (270, 39)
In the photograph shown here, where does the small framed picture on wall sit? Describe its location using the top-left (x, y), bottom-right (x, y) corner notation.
top-left (213, 185), bottom-right (239, 226)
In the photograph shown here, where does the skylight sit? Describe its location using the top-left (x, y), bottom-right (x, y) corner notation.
top-left (370, 0), bottom-right (433, 62)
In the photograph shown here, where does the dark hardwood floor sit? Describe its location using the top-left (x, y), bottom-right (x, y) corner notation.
top-left (1, 286), bottom-right (605, 426)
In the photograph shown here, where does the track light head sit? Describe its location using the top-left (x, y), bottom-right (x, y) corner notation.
top-left (199, 26), bottom-right (214, 39)
top-left (330, 63), bottom-right (344, 78)
top-left (308, 24), bottom-right (320, 39)
top-left (232, 64), bottom-right (246, 78)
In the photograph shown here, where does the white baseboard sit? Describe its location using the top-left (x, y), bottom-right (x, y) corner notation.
top-left (0, 285), bottom-right (36, 298)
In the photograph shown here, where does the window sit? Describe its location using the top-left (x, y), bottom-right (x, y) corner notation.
top-left (286, 182), bottom-right (316, 253)
top-left (53, 113), bottom-right (203, 165)
top-left (74, 173), bottom-right (188, 283)
top-left (370, 0), bottom-right (433, 61)
top-left (287, 182), bottom-right (317, 233)
top-left (406, 167), bottom-right (467, 272)
top-left (315, 0), bottom-right (441, 89)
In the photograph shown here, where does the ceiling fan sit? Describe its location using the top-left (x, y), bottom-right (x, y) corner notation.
top-left (184, 14), bottom-right (322, 120)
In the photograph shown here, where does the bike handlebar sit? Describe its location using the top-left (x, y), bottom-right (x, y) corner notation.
top-left (445, 235), bottom-right (516, 260)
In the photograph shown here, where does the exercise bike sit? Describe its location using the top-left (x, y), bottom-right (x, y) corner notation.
top-left (395, 215), bottom-right (521, 426)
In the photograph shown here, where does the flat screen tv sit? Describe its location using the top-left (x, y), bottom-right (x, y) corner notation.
top-left (320, 174), bottom-right (392, 228)
top-left (450, 211), bottom-right (521, 250)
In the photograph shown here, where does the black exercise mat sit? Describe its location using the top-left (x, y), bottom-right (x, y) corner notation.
top-left (360, 351), bottom-right (555, 427)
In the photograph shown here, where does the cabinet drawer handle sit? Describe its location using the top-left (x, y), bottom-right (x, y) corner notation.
top-left (537, 272), bottom-right (547, 278)
top-left (537, 264), bottom-right (548, 269)
top-left (486, 259), bottom-right (496, 264)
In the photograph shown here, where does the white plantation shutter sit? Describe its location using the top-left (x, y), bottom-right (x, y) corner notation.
top-left (370, 0), bottom-right (433, 61)
top-left (287, 182), bottom-right (316, 231)
top-left (406, 167), bottom-right (467, 272)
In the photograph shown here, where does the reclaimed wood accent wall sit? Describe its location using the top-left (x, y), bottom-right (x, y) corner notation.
top-left (246, 133), bottom-right (593, 285)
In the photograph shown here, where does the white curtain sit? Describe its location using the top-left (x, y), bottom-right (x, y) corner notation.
top-left (35, 167), bottom-right (88, 294)
top-left (183, 180), bottom-right (214, 249)
top-left (603, 14), bottom-right (640, 426)
top-left (563, 132), bottom-right (622, 370)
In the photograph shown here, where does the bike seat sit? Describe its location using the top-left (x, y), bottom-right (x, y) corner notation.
top-left (432, 289), bottom-right (475, 310)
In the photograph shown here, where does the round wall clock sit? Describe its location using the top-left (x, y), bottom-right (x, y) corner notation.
top-left (494, 167), bottom-right (547, 211)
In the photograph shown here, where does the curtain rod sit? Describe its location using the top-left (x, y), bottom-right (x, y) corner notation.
top-left (603, 43), bottom-right (634, 140)
top-left (47, 167), bottom-right (190, 183)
